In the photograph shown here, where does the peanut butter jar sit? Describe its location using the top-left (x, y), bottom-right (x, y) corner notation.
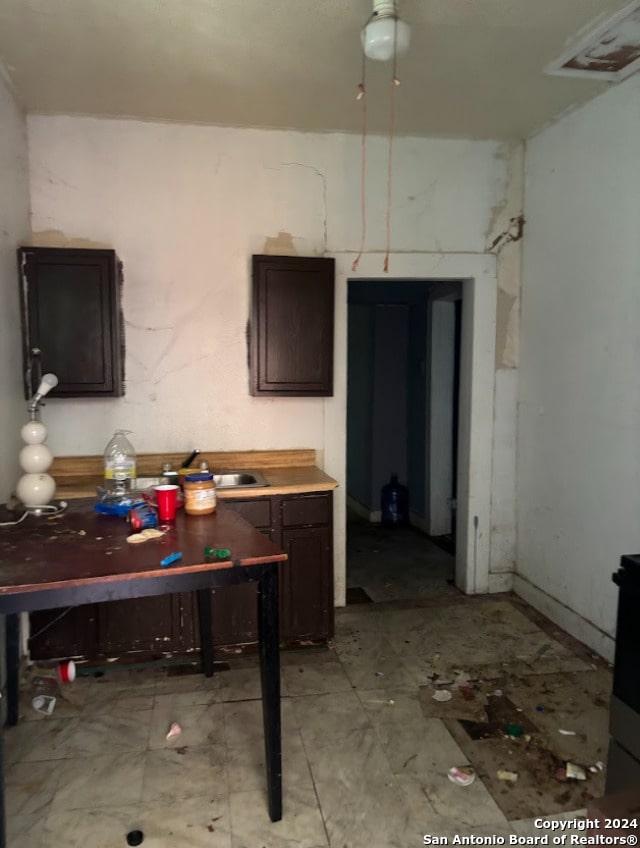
top-left (183, 472), bottom-right (217, 516)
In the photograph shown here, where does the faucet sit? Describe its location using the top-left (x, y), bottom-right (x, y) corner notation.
top-left (180, 449), bottom-right (201, 469)
top-left (161, 449), bottom-right (200, 484)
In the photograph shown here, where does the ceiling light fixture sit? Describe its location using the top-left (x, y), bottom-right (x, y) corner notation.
top-left (353, 1), bottom-right (409, 275)
top-left (362, 0), bottom-right (411, 62)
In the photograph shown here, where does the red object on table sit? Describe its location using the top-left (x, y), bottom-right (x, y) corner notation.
top-left (154, 484), bottom-right (179, 522)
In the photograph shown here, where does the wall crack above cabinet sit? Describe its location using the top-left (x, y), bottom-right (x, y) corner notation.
top-left (125, 320), bottom-right (175, 333)
top-left (264, 161), bottom-right (328, 254)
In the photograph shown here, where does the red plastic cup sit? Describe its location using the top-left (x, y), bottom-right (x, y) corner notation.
top-left (58, 659), bottom-right (76, 683)
top-left (155, 484), bottom-right (179, 522)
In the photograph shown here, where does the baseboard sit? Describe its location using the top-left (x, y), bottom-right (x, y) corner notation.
top-left (513, 574), bottom-right (615, 663)
top-left (346, 495), bottom-right (380, 524)
top-left (346, 495), bottom-right (371, 521)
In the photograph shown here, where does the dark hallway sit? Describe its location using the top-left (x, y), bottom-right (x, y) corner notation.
top-left (346, 510), bottom-right (456, 604)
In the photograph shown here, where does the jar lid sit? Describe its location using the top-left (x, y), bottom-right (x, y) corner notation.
top-left (185, 472), bottom-right (214, 482)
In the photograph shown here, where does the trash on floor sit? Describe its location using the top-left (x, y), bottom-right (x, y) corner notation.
top-left (505, 723), bottom-right (524, 738)
top-left (558, 729), bottom-right (577, 736)
top-left (532, 643), bottom-right (552, 662)
top-left (460, 684), bottom-right (476, 701)
top-left (420, 683), bottom-right (489, 722)
top-left (448, 766), bottom-right (476, 786)
top-left (565, 762), bottom-right (587, 781)
top-left (31, 694), bottom-right (56, 715)
top-left (496, 769), bottom-right (519, 782)
top-left (432, 689), bottom-right (453, 702)
top-left (165, 721), bottom-right (182, 741)
top-left (589, 761), bottom-right (605, 773)
top-left (126, 830), bottom-right (144, 846)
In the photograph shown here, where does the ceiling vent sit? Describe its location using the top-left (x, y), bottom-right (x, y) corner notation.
top-left (546, 0), bottom-right (640, 81)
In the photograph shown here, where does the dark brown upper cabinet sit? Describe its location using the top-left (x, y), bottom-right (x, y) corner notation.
top-left (18, 247), bottom-right (124, 398)
top-left (250, 254), bottom-right (334, 396)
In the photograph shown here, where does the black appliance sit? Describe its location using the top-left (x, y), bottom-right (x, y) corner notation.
top-left (607, 554), bottom-right (640, 793)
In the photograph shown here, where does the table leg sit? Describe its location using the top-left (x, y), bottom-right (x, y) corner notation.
top-left (0, 614), bottom-right (18, 848)
top-left (5, 614), bottom-right (20, 728)
top-left (258, 564), bottom-right (282, 822)
top-left (0, 721), bottom-right (5, 848)
top-left (197, 589), bottom-right (214, 678)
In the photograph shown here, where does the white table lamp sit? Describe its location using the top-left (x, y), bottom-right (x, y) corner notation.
top-left (16, 373), bottom-right (58, 511)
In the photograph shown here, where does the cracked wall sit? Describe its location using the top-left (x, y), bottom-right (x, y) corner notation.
top-left (486, 141), bottom-right (524, 371)
top-left (26, 116), bottom-right (507, 457)
top-left (25, 115), bottom-right (511, 605)
top-left (485, 141), bottom-right (524, 585)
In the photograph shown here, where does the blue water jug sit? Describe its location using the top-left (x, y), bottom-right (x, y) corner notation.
top-left (380, 474), bottom-right (409, 527)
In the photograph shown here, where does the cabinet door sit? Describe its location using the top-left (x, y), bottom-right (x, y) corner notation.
top-left (280, 526), bottom-right (333, 641)
top-left (250, 255), bottom-right (334, 396)
top-left (29, 595), bottom-right (186, 661)
top-left (29, 605), bottom-right (99, 661)
top-left (18, 247), bottom-right (124, 397)
top-left (192, 498), bottom-right (280, 648)
top-left (97, 596), bottom-right (183, 656)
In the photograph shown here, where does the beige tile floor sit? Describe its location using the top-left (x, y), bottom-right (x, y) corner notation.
top-left (6, 595), bottom-right (609, 848)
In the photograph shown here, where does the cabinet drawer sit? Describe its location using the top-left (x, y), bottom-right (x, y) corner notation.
top-left (281, 495), bottom-right (330, 527)
top-left (223, 498), bottom-right (271, 528)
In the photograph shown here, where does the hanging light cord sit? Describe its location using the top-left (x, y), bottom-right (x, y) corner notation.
top-left (384, 22), bottom-right (400, 273)
top-left (352, 49), bottom-right (368, 273)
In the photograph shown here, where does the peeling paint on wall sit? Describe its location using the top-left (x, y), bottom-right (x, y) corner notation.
top-left (495, 289), bottom-right (518, 371)
top-left (30, 229), bottom-right (111, 249)
top-left (262, 230), bottom-right (297, 255)
top-left (487, 214), bottom-right (524, 254)
top-left (485, 142), bottom-right (524, 370)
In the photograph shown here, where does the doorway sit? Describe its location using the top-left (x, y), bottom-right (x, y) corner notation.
top-left (346, 279), bottom-right (463, 603)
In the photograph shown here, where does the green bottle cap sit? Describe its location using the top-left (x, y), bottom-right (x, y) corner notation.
top-left (204, 547), bottom-right (231, 561)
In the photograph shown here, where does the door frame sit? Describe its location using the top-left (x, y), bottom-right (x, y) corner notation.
top-left (323, 252), bottom-right (497, 605)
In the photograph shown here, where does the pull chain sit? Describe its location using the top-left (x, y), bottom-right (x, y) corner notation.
top-left (352, 50), bottom-right (368, 273)
top-left (383, 20), bottom-right (399, 273)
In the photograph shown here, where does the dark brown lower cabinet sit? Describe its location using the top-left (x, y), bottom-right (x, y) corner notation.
top-left (280, 527), bottom-right (332, 641)
top-left (28, 491), bottom-right (334, 660)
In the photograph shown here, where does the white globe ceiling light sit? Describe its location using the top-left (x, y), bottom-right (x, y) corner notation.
top-left (361, 0), bottom-right (410, 62)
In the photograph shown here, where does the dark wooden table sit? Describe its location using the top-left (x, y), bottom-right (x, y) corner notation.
top-left (0, 499), bottom-right (287, 846)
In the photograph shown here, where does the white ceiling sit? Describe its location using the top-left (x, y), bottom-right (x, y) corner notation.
top-left (0, 0), bottom-right (633, 139)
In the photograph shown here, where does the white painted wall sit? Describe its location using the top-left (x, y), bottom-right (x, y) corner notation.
top-left (0, 70), bottom-right (30, 503)
top-left (26, 116), bottom-right (511, 603)
top-left (518, 74), bottom-right (640, 661)
top-left (489, 368), bottom-right (517, 590)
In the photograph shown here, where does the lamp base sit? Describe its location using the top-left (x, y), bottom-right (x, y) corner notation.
top-left (7, 495), bottom-right (68, 517)
top-left (23, 501), bottom-right (68, 517)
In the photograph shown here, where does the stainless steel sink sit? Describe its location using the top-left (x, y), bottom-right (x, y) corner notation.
top-left (213, 471), bottom-right (269, 489)
top-left (132, 471), bottom-right (269, 491)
